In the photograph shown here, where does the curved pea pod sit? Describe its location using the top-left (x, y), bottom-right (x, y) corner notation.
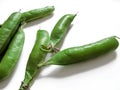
top-left (0, 28), bottom-right (25, 81)
top-left (44, 36), bottom-right (119, 65)
top-left (50, 14), bottom-right (76, 47)
top-left (21, 6), bottom-right (55, 22)
top-left (0, 12), bottom-right (22, 55)
top-left (19, 30), bottom-right (50, 90)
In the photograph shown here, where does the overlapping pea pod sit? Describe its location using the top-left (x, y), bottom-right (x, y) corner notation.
top-left (0, 6), bottom-right (55, 26)
top-left (0, 26), bottom-right (25, 81)
top-left (19, 14), bottom-right (76, 90)
top-left (19, 30), bottom-right (50, 90)
top-left (38, 36), bottom-right (119, 66)
top-left (0, 6), bottom-right (54, 80)
top-left (0, 11), bottom-right (22, 55)
top-left (0, 6), bottom-right (54, 58)
top-left (21, 6), bottom-right (55, 22)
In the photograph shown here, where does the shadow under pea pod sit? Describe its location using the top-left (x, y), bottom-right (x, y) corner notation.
top-left (0, 67), bottom-right (17, 89)
top-left (24, 14), bottom-right (54, 28)
top-left (41, 51), bottom-right (117, 78)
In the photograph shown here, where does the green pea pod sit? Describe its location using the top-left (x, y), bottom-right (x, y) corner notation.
top-left (43, 36), bottom-right (119, 65)
top-left (21, 6), bottom-right (55, 22)
top-left (19, 30), bottom-right (50, 90)
top-left (0, 12), bottom-right (22, 55)
top-left (0, 28), bottom-right (25, 81)
top-left (50, 14), bottom-right (76, 47)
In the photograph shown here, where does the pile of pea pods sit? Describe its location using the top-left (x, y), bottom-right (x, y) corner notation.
top-left (0, 6), bottom-right (119, 90)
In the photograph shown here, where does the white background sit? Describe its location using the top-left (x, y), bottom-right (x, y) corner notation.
top-left (0, 0), bottom-right (120, 90)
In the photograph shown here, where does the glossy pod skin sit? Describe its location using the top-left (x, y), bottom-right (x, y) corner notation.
top-left (45, 36), bottom-right (119, 65)
top-left (0, 28), bottom-right (25, 81)
top-left (19, 14), bottom-right (76, 90)
top-left (19, 30), bottom-right (50, 90)
top-left (21, 6), bottom-right (55, 22)
top-left (0, 6), bottom-right (55, 26)
top-left (0, 12), bottom-right (22, 55)
top-left (50, 14), bottom-right (76, 47)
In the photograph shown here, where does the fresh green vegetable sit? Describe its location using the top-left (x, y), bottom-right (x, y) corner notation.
top-left (0, 27), bottom-right (25, 81)
top-left (19, 13), bottom-right (76, 90)
top-left (0, 6), bottom-right (55, 26)
top-left (21, 6), bottom-right (55, 22)
top-left (40, 36), bottom-right (119, 65)
top-left (0, 11), bottom-right (22, 55)
top-left (50, 14), bottom-right (76, 47)
top-left (19, 30), bottom-right (50, 90)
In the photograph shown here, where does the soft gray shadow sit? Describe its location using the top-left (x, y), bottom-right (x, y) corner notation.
top-left (41, 51), bottom-right (117, 78)
top-left (0, 70), bottom-right (16, 89)
top-left (0, 76), bottom-right (12, 89)
top-left (24, 14), bottom-right (54, 28)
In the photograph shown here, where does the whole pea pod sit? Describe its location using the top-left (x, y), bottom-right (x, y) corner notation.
top-left (0, 11), bottom-right (22, 55)
top-left (41, 36), bottom-right (119, 65)
top-left (0, 6), bottom-right (55, 26)
top-left (50, 14), bottom-right (76, 47)
top-left (0, 27), bottom-right (25, 81)
top-left (21, 6), bottom-right (55, 22)
top-left (19, 30), bottom-right (50, 90)
top-left (19, 14), bottom-right (76, 90)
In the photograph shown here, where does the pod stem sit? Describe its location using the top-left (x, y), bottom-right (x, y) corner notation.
top-left (40, 44), bottom-right (60, 53)
top-left (19, 78), bottom-right (34, 90)
top-left (50, 46), bottom-right (60, 53)
top-left (40, 45), bottom-right (52, 52)
top-left (114, 36), bottom-right (120, 39)
top-left (18, 9), bottom-right (21, 12)
top-left (74, 12), bottom-right (78, 17)
top-left (19, 54), bottom-right (50, 90)
top-left (19, 82), bottom-right (29, 90)
top-left (19, 62), bottom-right (48, 90)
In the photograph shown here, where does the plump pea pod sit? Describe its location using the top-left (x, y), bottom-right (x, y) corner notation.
top-left (19, 30), bottom-right (50, 90)
top-left (0, 27), bottom-right (25, 81)
top-left (21, 6), bottom-right (55, 22)
top-left (0, 12), bottom-right (22, 55)
top-left (19, 14), bottom-right (76, 90)
top-left (41, 36), bottom-right (119, 65)
top-left (50, 14), bottom-right (76, 47)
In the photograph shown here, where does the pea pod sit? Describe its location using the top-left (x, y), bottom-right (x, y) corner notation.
top-left (0, 11), bottom-right (22, 55)
top-left (50, 14), bottom-right (76, 47)
top-left (41, 36), bottom-right (119, 65)
top-left (0, 27), bottom-right (25, 81)
top-left (21, 6), bottom-right (55, 22)
top-left (19, 30), bottom-right (50, 90)
top-left (19, 14), bottom-right (76, 90)
top-left (0, 6), bottom-right (55, 26)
